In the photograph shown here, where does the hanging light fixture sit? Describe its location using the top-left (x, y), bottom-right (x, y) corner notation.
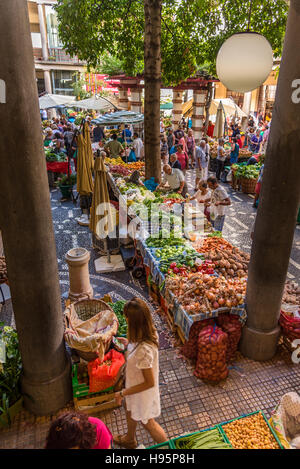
top-left (216, 0), bottom-right (273, 93)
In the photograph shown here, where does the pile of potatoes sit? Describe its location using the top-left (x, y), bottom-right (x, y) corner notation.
top-left (0, 256), bottom-right (8, 283)
top-left (282, 281), bottom-right (300, 306)
top-left (205, 247), bottom-right (250, 279)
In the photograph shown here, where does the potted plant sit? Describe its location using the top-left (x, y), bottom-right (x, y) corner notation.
top-left (56, 173), bottom-right (77, 199)
top-left (0, 323), bottom-right (23, 428)
top-left (235, 164), bottom-right (260, 194)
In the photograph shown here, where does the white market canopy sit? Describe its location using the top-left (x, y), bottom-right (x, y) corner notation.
top-left (70, 95), bottom-right (119, 111)
top-left (39, 93), bottom-right (76, 110)
top-left (91, 110), bottom-right (144, 126)
top-left (210, 98), bottom-right (248, 119)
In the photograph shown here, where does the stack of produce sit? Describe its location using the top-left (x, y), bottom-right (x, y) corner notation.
top-left (222, 413), bottom-right (280, 449)
top-left (109, 165), bottom-right (131, 176)
top-left (0, 256), bottom-right (8, 283)
top-left (146, 229), bottom-right (186, 248)
top-left (174, 428), bottom-right (232, 449)
top-left (217, 314), bottom-right (242, 362)
top-left (154, 246), bottom-right (204, 275)
top-left (282, 281), bottom-right (300, 306)
top-left (194, 325), bottom-right (228, 382)
top-left (45, 149), bottom-right (68, 162)
top-left (165, 273), bottom-right (246, 315)
top-left (194, 236), bottom-right (234, 254)
top-left (108, 301), bottom-right (127, 336)
top-left (204, 247), bottom-right (249, 279)
top-left (181, 319), bottom-right (214, 359)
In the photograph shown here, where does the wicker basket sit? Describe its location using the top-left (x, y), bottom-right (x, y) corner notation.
top-left (66, 299), bottom-right (114, 362)
top-left (241, 177), bottom-right (258, 194)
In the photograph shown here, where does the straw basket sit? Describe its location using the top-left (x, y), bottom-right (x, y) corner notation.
top-left (240, 177), bottom-right (257, 194)
top-left (65, 299), bottom-right (114, 362)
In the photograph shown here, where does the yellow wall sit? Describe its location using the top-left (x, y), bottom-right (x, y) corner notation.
top-left (28, 1), bottom-right (39, 25)
top-left (214, 82), bottom-right (227, 99)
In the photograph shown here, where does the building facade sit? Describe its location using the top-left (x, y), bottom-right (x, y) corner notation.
top-left (28, 0), bottom-right (86, 95)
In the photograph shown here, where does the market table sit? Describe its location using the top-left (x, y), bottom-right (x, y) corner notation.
top-left (46, 161), bottom-right (69, 174)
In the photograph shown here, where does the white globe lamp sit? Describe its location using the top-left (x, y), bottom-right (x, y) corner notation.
top-left (216, 32), bottom-right (273, 93)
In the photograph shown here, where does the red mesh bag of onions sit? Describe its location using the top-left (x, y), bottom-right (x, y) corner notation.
top-left (217, 314), bottom-right (242, 362)
top-left (181, 319), bottom-right (214, 359)
top-left (194, 325), bottom-right (228, 382)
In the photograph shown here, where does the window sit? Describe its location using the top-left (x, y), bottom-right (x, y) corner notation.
top-left (51, 70), bottom-right (78, 95)
top-left (45, 5), bottom-right (62, 49)
top-left (31, 32), bottom-right (42, 48)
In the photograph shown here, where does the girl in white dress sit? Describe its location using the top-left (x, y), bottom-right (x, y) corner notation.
top-left (113, 298), bottom-right (167, 449)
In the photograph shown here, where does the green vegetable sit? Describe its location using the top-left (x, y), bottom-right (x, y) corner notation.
top-left (207, 231), bottom-right (223, 238)
top-left (174, 429), bottom-right (232, 449)
top-left (108, 301), bottom-right (127, 336)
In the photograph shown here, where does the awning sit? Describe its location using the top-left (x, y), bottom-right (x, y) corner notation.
top-left (70, 95), bottom-right (119, 111)
top-left (160, 102), bottom-right (173, 110)
top-left (39, 93), bottom-right (76, 110)
top-left (91, 110), bottom-right (144, 126)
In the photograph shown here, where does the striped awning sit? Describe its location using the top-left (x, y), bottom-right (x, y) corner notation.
top-left (91, 110), bottom-right (144, 126)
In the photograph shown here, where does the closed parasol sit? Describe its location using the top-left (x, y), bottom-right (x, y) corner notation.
top-left (213, 101), bottom-right (226, 139)
top-left (76, 122), bottom-right (94, 196)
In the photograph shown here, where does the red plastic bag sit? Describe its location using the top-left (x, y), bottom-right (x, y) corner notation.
top-left (279, 312), bottom-right (300, 341)
top-left (217, 314), bottom-right (242, 362)
top-left (88, 349), bottom-right (125, 393)
top-left (181, 319), bottom-right (214, 359)
top-left (194, 325), bottom-right (228, 383)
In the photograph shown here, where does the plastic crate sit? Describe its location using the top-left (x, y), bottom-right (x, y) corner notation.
top-left (72, 363), bottom-right (113, 399)
top-left (147, 441), bottom-right (174, 449)
top-left (220, 410), bottom-right (284, 449)
top-left (170, 426), bottom-right (232, 449)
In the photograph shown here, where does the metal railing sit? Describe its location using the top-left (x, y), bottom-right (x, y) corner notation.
top-left (47, 48), bottom-right (86, 65)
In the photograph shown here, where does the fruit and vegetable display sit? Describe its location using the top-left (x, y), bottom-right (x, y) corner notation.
top-left (165, 273), bottom-right (246, 315)
top-left (109, 165), bottom-right (131, 176)
top-left (221, 413), bottom-right (280, 449)
top-left (235, 164), bottom-right (259, 180)
top-left (146, 229), bottom-right (187, 248)
top-left (0, 256), bottom-right (8, 283)
top-left (45, 149), bottom-right (68, 163)
top-left (194, 325), bottom-right (229, 382)
top-left (108, 301), bottom-right (127, 336)
top-left (154, 246), bottom-right (204, 274)
top-left (174, 428), bottom-right (232, 449)
top-left (282, 281), bottom-right (300, 307)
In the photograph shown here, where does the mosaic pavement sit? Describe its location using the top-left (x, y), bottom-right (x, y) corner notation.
top-left (0, 170), bottom-right (299, 448)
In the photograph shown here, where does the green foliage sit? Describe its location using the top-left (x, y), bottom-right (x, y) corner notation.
top-left (55, 0), bottom-right (288, 86)
top-left (0, 323), bottom-right (22, 424)
top-left (72, 72), bottom-right (92, 100)
top-left (235, 164), bottom-right (260, 179)
top-left (56, 173), bottom-right (77, 187)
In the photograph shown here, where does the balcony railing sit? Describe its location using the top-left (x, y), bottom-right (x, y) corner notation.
top-left (34, 47), bottom-right (86, 65)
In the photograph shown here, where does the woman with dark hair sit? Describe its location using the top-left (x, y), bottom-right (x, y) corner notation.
top-left (45, 412), bottom-right (112, 449)
top-left (113, 297), bottom-right (167, 449)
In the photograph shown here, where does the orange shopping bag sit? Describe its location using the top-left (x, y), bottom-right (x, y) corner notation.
top-left (88, 349), bottom-right (125, 393)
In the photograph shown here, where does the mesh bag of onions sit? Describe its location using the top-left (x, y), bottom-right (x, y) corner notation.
top-left (194, 325), bottom-right (228, 382)
top-left (217, 314), bottom-right (242, 362)
top-left (181, 319), bottom-right (214, 359)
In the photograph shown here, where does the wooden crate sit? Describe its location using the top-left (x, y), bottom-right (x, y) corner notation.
top-left (74, 391), bottom-right (119, 414)
top-left (176, 325), bottom-right (186, 345)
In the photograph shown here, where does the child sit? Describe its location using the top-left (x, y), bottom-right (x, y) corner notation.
top-left (190, 180), bottom-right (211, 221)
top-left (45, 412), bottom-right (112, 449)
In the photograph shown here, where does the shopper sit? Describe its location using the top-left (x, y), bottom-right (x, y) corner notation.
top-left (253, 163), bottom-right (264, 208)
top-left (113, 298), bottom-right (167, 449)
top-left (186, 129), bottom-right (195, 168)
top-left (156, 165), bottom-right (187, 197)
top-left (167, 129), bottom-right (175, 155)
top-left (230, 137), bottom-right (239, 165)
top-left (195, 140), bottom-right (208, 189)
top-left (104, 133), bottom-right (124, 158)
top-left (175, 144), bottom-right (189, 175)
top-left (133, 133), bottom-right (144, 160)
top-left (122, 124), bottom-right (132, 144)
top-left (53, 131), bottom-right (65, 152)
top-left (189, 180), bottom-right (211, 221)
top-left (169, 153), bottom-right (182, 170)
top-left (207, 120), bottom-right (215, 138)
top-left (174, 125), bottom-right (184, 145)
top-left (207, 176), bottom-right (231, 232)
top-left (45, 412), bottom-right (112, 449)
top-left (216, 138), bottom-right (226, 181)
top-left (160, 135), bottom-right (169, 164)
top-left (93, 125), bottom-right (105, 143)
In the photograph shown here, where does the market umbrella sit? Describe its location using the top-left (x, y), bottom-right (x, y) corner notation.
top-left (39, 93), bottom-right (75, 110)
top-left (91, 110), bottom-right (144, 126)
top-left (71, 95), bottom-right (119, 112)
top-left (213, 101), bottom-right (225, 139)
top-left (76, 121), bottom-right (94, 196)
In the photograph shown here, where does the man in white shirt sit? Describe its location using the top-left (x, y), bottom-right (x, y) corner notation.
top-left (207, 176), bottom-right (231, 232)
top-left (156, 165), bottom-right (187, 197)
top-left (132, 133), bottom-right (144, 160)
top-left (195, 140), bottom-right (208, 189)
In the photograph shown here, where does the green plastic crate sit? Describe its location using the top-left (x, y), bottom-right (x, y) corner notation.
top-left (72, 363), bottom-right (113, 399)
top-left (170, 425), bottom-right (232, 450)
top-left (147, 441), bottom-right (174, 449)
top-left (219, 410), bottom-right (284, 449)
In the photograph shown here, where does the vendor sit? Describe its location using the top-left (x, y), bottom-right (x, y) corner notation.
top-left (104, 133), bottom-right (124, 158)
top-left (156, 165), bottom-right (187, 197)
top-left (113, 298), bottom-right (167, 449)
top-left (230, 137), bottom-right (239, 165)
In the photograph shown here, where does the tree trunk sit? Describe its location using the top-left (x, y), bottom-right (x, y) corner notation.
top-left (240, 0), bottom-right (300, 361)
top-left (0, 0), bottom-right (71, 414)
top-left (204, 82), bottom-right (213, 135)
top-left (144, 0), bottom-right (162, 182)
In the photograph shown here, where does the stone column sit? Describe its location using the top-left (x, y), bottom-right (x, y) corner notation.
top-left (257, 85), bottom-right (267, 119)
top-left (172, 90), bottom-right (183, 130)
top-left (192, 89), bottom-right (206, 144)
top-left (44, 69), bottom-right (52, 93)
top-left (240, 0), bottom-right (300, 361)
top-left (130, 88), bottom-right (142, 113)
top-left (65, 248), bottom-right (93, 301)
top-left (118, 87), bottom-right (129, 110)
top-left (0, 0), bottom-right (71, 415)
top-left (37, 1), bottom-right (49, 61)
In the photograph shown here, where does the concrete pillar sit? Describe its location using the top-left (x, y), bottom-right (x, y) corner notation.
top-left (37, 1), bottom-right (48, 61)
top-left (118, 87), bottom-right (129, 110)
top-left (192, 89), bottom-right (206, 144)
top-left (172, 90), bottom-right (183, 130)
top-left (242, 91), bottom-right (252, 116)
top-left (257, 85), bottom-right (267, 119)
top-left (65, 248), bottom-right (93, 301)
top-left (130, 88), bottom-right (142, 113)
top-left (0, 0), bottom-right (71, 415)
top-left (240, 0), bottom-right (300, 361)
top-left (44, 69), bottom-right (52, 94)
